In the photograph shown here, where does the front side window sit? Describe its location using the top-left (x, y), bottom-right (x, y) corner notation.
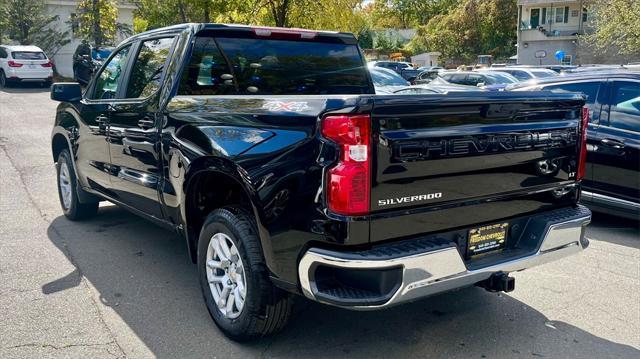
top-left (609, 81), bottom-right (640, 132)
top-left (179, 36), bottom-right (370, 95)
top-left (93, 45), bottom-right (131, 100)
top-left (126, 38), bottom-right (174, 98)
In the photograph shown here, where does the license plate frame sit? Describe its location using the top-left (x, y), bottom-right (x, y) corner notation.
top-left (466, 222), bottom-right (509, 258)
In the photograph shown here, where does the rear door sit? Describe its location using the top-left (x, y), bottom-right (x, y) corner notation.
top-left (539, 80), bottom-right (606, 189)
top-left (369, 92), bottom-right (584, 241)
top-left (590, 79), bottom-right (640, 203)
top-left (107, 36), bottom-right (176, 219)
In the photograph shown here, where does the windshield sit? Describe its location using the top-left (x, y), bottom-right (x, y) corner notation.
top-left (530, 70), bottom-right (557, 78)
top-left (92, 48), bottom-right (113, 60)
top-left (370, 68), bottom-right (409, 86)
top-left (12, 51), bottom-right (46, 60)
top-left (484, 72), bottom-right (518, 84)
top-left (179, 36), bottom-right (371, 95)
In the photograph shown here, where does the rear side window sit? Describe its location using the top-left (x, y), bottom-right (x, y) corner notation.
top-left (609, 81), bottom-right (640, 132)
top-left (544, 81), bottom-right (601, 105)
top-left (126, 37), bottom-right (174, 98)
top-left (179, 36), bottom-right (371, 95)
top-left (12, 51), bottom-right (47, 60)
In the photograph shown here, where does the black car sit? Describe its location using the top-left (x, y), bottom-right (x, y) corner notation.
top-left (512, 71), bottom-right (640, 219)
top-left (372, 61), bottom-right (420, 82)
top-left (49, 23), bottom-right (592, 340)
top-left (72, 43), bottom-right (113, 84)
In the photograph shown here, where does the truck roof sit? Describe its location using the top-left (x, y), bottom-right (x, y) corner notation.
top-left (127, 23), bottom-right (357, 44)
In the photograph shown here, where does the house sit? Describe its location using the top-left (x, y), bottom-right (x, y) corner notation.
top-left (516, 0), bottom-right (587, 66)
top-left (45, 0), bottom-right (135, 78)
top-left (410, 52), bottom-right (441, 67)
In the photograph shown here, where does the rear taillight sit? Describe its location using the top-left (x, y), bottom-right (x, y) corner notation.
top-left (577, 107), bottom-right (589, 181)
top-left (8, 60), bottom-right (22, 67)
top-left (321, 114), bottom-right (371, 216)
top-left (41, 61), bottom-right (53, 68)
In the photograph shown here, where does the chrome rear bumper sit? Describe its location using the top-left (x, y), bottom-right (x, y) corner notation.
top-left (298, 206), bottom-right (591, 310)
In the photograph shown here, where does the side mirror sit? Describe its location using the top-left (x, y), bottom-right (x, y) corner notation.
top-left (51, 83), bottom-right (83, 102)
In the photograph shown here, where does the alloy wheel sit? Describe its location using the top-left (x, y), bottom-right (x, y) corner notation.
top-left (205, 232), bottom-right (247, 319)
top-left (59, 162), bottom-right (72, 210)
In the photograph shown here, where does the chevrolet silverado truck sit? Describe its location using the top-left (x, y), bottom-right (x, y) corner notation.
top-left (50, 23), bottom-right (592, 341)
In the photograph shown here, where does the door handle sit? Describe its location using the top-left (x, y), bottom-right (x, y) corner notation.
top-left (600, 138), bottom-right (625, 149)
top-left (138, 117), bottom-right (155, 130)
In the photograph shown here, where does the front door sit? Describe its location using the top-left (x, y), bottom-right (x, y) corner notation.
top-left (76, 45), bottom-right (132, 194)
top-left (107, 37), bottom-right (176, 219)
top-left (590, 80), bottom-right (640, 203)
top-left (531, 8), bottom-right (540, 28)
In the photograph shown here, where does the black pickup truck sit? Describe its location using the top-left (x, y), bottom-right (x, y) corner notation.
top-left (50, 23), bottom-right (592, 341)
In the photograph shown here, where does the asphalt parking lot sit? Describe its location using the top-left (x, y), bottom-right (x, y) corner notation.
top-left (1, 85), bottom-right (639, 359)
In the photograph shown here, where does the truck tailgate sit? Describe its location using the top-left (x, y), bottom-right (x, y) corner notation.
top-left (370, 92), bottom-right (585, 242)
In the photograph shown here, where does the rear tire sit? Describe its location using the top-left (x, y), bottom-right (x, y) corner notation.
top-left (197, 207), bottom-right (292, 341)
top-left (56, 149), bottom-right (99, 220)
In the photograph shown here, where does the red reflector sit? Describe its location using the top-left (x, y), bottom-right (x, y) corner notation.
top-left (322, 115), bottom-right (371, 215)
top-left (41, 61), bottom-right (53, 68)
top-left (8, 60), bottom-right (23, 67)
top-left (577, 107), bottom-right (589, 181)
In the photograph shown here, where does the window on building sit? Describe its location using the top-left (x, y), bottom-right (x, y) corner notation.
top-left (582, 8), bottom-right (588, 22)
top-left (561, 55), bottom-right (572, 65)
top-left (541, 8), bottom-right (547, 25)
top-left (553, 7), bottom-right (569, 23)
top-left (70, 13), bottom-right (79, 37)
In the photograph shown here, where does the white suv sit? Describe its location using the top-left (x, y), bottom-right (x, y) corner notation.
top-left (0, 45), bottom-right (53, 88)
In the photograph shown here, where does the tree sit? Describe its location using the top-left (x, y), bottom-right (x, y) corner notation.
top-left (362, 0), bottom-right (457, 29)
top-left (0, 0), bottom-right (70, 57)
top-left (581, 0), bottom-right (640, 58)
top-left (77, 0), bottom-right (131, 46)
top-left (406, 0), bottom-right (516, 62)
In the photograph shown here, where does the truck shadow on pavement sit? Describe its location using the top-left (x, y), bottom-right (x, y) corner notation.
top-left (44, 206), bottom-right (639, 358)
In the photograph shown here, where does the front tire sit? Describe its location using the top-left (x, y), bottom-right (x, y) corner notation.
top-left (197, 207), bottom-right (292, 341)
top-left (56, 149), bottom-right (99, 220)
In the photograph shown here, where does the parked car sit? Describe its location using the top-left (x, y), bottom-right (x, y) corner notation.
top-left (0, 45), bottom-right (53, 88)
top-left (413, 68), bottom-right (445, 85)
top-left (488, 67), bottom-right (558, 81)
top-left (393, 83), bottom-right (486, 94)
top-left (372, 61), bottom-right (420, 82)
top-left (50, 23), bottom-right (592, 341)
top-left (369, 67), bottom-right (409, 94)
top-left (73, 43), bottom-right (114, 84)
top-left (434, 71), bottom-right (519, 90)
top-left (511, 71), bottom-right (639, 219)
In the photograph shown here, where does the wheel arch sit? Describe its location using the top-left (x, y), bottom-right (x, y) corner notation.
top-left (181, 158), bottom-right (271, 267)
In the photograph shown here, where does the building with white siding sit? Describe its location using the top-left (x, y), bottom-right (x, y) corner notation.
top-left (45, 1), bottom-right (135, 77)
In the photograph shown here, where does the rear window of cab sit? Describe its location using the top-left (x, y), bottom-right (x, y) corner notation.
top-left (178, 36), bottom-right (371, 95)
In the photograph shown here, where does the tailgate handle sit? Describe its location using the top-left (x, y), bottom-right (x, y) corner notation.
top-left (600, 138), bottom-right (624, 149)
